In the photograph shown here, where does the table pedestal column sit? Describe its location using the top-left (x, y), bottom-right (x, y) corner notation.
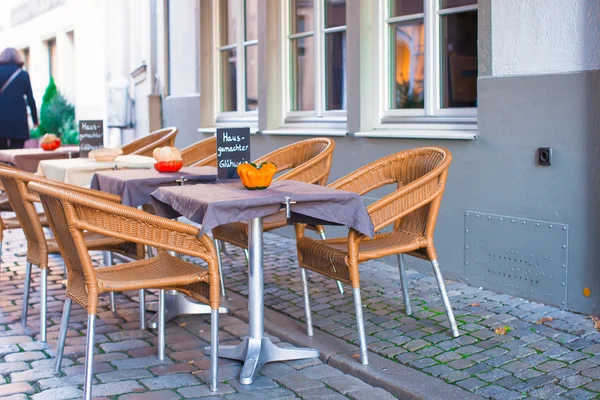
top-left (206, 217), bottom-right (319, 385)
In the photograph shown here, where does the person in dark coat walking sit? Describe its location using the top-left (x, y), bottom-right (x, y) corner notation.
top-left (0, 48), bottom-right (38, 149)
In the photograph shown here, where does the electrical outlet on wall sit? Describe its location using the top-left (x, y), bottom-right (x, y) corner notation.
top-left (538, 148), bottom-right (552, 166)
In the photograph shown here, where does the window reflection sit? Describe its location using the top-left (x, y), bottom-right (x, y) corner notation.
top-left (390, 21), bottom-right (424, 109)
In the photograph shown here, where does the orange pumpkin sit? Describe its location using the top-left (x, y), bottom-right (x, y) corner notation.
top-left (237, 162), bottom-right (277, 190)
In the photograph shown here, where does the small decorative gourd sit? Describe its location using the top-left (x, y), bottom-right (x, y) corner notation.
top-left (153, 146), bottom-right (183, 172)
top-left (237, 162), bottom-right (277, 190)
top-left (40, 133), bottom-right (61, 151)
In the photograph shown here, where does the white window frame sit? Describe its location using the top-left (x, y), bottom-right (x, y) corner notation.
top-left (282, 0), bottom-right (347, 124)
top-left (214, 0), bottom-right (259, 122)
top-left (380, 0), bottom-right (478, 125)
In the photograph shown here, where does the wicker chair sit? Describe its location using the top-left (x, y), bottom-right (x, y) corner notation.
top-left (181, 136), bottom-right (217, 167)
top-left (211, 138), bottom-right (342, 295)
top-left (120, 127), bottom-right (178, 157)
top-left (0, 168), bottom-right (144, 342)
top-left (295, 147), bottom-right (458, 366)
top-left (29, 181), bottom-right (221, 399)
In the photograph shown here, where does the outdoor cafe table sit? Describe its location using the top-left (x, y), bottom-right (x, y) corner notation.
top-left (0, 146), bottom-right (79, 172)
top-left (90, 166), bottom-right (223, 329)
top-left (36, 155), bottom-right (155, 186)
top-left (150, 180), bottom-right (374, 385)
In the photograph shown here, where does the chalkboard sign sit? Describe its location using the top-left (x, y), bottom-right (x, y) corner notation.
top-left (79, 120), bottom-right (104, 158)
top-left (216, 127), bottom-right (251, 180)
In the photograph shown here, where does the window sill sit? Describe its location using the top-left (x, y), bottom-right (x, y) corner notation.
top-left (260, 128), bottom-right (348, 137)
top-left (197, 126), bottom-right (260, 134)
top-left (353, 129), bottom-right (477, 140)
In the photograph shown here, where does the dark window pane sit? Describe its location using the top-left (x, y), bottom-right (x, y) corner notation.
top-left (290, 36), bottom-right (315, 111)
top-left (220, 49), bottom-right (237, 111)
top-left (245, 45), bottom-right (259, 111)
top-left (390, 21), bottom-right (424, 109)
top-left (325, 0), bottom-right (346, 28)
top-left (325, 31), bottom-right (346, 110)
top-left (441, 11), bottom-right (477, 108)
top-left (220, 0), bottom-right (237, 46)
top-left (390, 0), bottom-right (423, 17)
top-left (291, 0), bottom-right (314, 34)
top-left (245, 0), bottom-right (258, 41)
top-left (441, 0), bottom-right (477, 9)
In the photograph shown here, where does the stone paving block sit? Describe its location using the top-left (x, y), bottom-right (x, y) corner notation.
top-left (347, 387), bottom-right (396, 400)
top-left (177, 383), bottom-right (235, 398)
top-left (92, 380), bottom-right (144, 397)
top-left (224, 387), bottom-right (297, 399)
top-left (10, 367), bottom-right (55, 382)
top-left (276, 372), bottom-right (324, 392)
top-left (475, 385), bottom-right (524, 400)
top-left (528, 383), bottom-right (566, 398)
top-left (300, 364), bottom-right (344, 380)
top-left (228, 376), bottom-right (278, 392)
top-left (321, 375), bottom-right (372, 395)
top-left (30, 386), bottom-right (83, 400)
top-left (99, 339), bottom-right (150, 353)
top-left (97, 368), bottom-right (153, 383)
top-left (0, 382), bottom-right (33, 398)
top-left (548, 367), bottom-right (577, 379)
top-left (526, 375), bottom-right (558, 389)
top-left (111, 355), bottom-right (173, 370)
top-left (4, 351), bottom-right (46, 362)
top-left (119, 390), bottom-right (181, 399)
top-left (0, 395), bottom-right (28, 400)
top-left (455, 377), bottom-right (487, 391)
top-left (558, 373), bottom-right (592, 389)
top-left (296, 386), bottom-right (347, 399)
top-left (477, 368), bottom-right (510, 382)
top-left (536, 360), bottom-right (566, 373)
top-left (494, 375), bottom-right (531, 393)
top-left (422, 364), bottom-right (454, 377)
top-left (0, 361), bottom-right (29, 375)
top-left (563, 388), bottom-right (597, 399)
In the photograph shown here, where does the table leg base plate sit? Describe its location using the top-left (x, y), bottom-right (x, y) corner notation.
top-left (205, 336), bottom-right (319, 385)
top-left (147, 293), bottom-right (229, 329)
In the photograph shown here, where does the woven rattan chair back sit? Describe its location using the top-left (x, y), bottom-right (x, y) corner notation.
top-left (29, 182), bottom-right (220, 314)
top-left (253, 138), bottom-right (335, 185)
top-left (0, 169), bottom-right (49, 267)
top-left (330, 147), bottom-right (451, 243)
top-left (181, 136), bottom-right (217, 167)
top-left (121, 127), bottom-right (178, 157)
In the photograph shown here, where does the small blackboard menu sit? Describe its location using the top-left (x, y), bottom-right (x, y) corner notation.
top-left (79, 120), bottom-right (104, 158)
top-left (216, 127), bottom-right (251, 180)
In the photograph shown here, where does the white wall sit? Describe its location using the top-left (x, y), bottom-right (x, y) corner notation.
top-left (167, 0), bottom-right (198, 96)
top-left (492, 0), bottom-right (600, 77)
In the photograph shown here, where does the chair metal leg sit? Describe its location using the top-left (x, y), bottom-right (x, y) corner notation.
top-left (20, 262), bottom-right (32, 325)
top-left (210, 308), bottom-right (219, 392)
top-left (83, 314), bottom-right (96, 400)
top-left (353, 287), bottom-right (369, 365)
top-left (54, 298), bottom-right (72, 375)
top-left (40, 268), bottom-right (48, 342)
top-left (318, 230), bottom-right (344, 295)
top-left (243, 248), bottom-right (249, 264)
top-left (214, 239), bottom-right (227, 297)
top-left (158, 289), bottom-right (165, 361)
top-left (139, 289), bottom-right (146, 330)
top-left (104, 252), bottom-right (116, 313)
top-left (397, 254), bottom-right (412, 316)
top-left (300, 268), bottom-right (313, 337)
top-left (431, 259), bottom-right (459, 337)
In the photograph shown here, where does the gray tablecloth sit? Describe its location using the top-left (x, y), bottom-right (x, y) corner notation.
top-left (150, 180), bottom-right (374, 238)
top-left (0, 146), bottom-right (79, 172)
top-left (90, 166), bottom-right (217, 207)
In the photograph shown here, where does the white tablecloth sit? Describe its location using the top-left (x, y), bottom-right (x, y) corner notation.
top-left (36, 155), bottom-right (155, 186)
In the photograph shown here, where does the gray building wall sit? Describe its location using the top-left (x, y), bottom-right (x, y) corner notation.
top-left (161, 0), bottom-right (600, 314)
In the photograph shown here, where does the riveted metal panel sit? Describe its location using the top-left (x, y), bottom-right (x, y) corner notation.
top-left (464, 211), bottom-right (568, 307)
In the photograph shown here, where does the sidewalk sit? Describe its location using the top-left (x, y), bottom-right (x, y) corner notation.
top-left (2, 225), bottom-right (600, 399)
top-left (0, 228), bottom-right (398, 400)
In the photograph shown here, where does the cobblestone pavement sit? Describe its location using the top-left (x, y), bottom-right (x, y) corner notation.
top-left (0, 228), bottom-right (395, 399)
top-left (206, 233), bottom-right (600, 400)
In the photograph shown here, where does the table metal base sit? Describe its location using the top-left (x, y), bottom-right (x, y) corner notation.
top-left (147, 291), bottom-right (229, 329)
top-left (206, 336), bottom-right (319, 384)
